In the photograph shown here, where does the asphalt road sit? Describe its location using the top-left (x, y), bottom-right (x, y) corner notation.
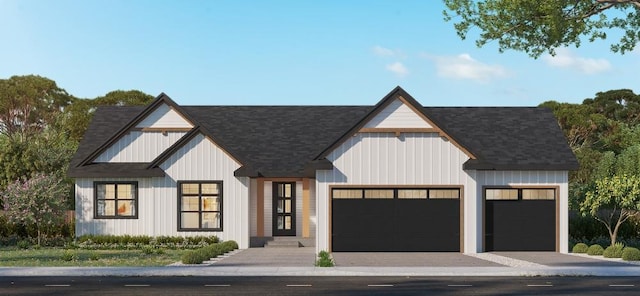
top-left (1, 276), bottom-right (639, 295)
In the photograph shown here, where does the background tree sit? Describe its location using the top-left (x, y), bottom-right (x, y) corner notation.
top-left (0, 75), bottom-right (72, 140)
top-left (443, 0), bottom-right (640, 58)
top-left (2, 173), bottom-right (69, 246)
top-left (581, 174), bottom-right (640, 246)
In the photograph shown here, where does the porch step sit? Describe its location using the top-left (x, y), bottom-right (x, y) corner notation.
top-left (264, 240), bottom-right (302, 248)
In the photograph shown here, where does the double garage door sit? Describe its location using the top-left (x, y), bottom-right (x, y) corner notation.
top-left (331, 187), bottom-right (557, 252)
top-left (331, 187), bottom-right (461, 252)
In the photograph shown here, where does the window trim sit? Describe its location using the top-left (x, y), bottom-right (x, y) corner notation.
top-left (484, 187), bottom-right (556, 201)
top-left (177, 181), bottom-right (223, 232)
top-left (331, 187), bottom-right (461, 200)
top-left (94, 181), bottom-right (139, 219)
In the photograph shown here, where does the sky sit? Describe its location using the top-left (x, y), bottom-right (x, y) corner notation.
top-left (1, 0), bottom-right (639, 106)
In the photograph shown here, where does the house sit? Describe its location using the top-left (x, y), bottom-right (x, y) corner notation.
top-left (68, 87), bottom-right (578, 253)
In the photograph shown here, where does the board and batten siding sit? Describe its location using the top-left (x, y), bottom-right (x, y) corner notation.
top-left (316, 132), bottom-right (478, 253)
top-left (363, 99), bottom-right (432, 129)
top-left (475, 170), bottom-right (570, 253)
top-left (136, 104), bottom-right (193, 128)
top-left (157, 133), bottom-right (249, 248)
top-left (94, 131), bottom-right (187, 162)
top-left (76, 133), bottom-right (250, 249)
top-left (75, 177), bottom-right (153, 236)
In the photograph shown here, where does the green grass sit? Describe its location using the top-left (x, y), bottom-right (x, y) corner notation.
top-left (0, 247), bottom-right (187, 267)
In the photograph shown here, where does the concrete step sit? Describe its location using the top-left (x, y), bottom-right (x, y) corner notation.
top-left (264, 240), bottom-right (301, 248)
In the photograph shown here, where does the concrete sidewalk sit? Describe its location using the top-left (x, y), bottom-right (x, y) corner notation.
top-left (2, 265), bottom-right (640, 277)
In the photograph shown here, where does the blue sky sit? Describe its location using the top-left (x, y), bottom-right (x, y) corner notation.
top-left (1, 0), bottom-right (639, 106)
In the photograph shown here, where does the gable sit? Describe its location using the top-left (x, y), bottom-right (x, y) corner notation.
top-left (94, 131), bottom-right (188, 162)
top-left (135, 103), bottom-right (193, 129)
top-left (363, 98), bottom-right (432, 129)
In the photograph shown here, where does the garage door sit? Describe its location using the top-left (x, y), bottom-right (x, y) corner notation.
top-left (331, 188), bottom-right (460, 252)
top-left (485, 188), bottom-right (556, 251)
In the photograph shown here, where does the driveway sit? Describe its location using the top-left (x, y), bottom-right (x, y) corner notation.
top-left (491, 252), bottom-right (636, 267)
top-left (331, 252), bottom-right (504, 267)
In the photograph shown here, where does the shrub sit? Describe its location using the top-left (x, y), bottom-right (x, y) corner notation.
top-left (587, 244), bottom-right (605, 256)
top-left (61, 250), bottom-right (78, 261)
top-left (141, 246), bottom-right (155, 255)
top-left (180, 240), bottom-right (238, 264)
top-left (181, 251), bottom-right (204, 264)
top-left (89, 252), bottom-right (100, 261)
top-left (622, 247), bottom-right (640, 261)
top-left (572, 243), bottom-right (589, 253)
top-left (17, 240), bottom-right (30, 250)
top-left (315, 250), bottom-right (334, 267)
top-left (603, 242), bottom-right (625, 258)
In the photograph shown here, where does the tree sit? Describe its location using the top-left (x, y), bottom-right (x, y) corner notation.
top-left (443, 0), bottom-right (640, 58)
top-left (0, 75), bottom-right (72, 140)
top-left (582, 174), bottom-right (640, 246)
top-left (2, 172), bottom-right (69, 246)
top-left (57, 90), bottom-right (154, 142)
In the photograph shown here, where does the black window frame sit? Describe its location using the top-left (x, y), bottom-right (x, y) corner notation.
top-left (177, 181), bottom-right (223, 232)
top-left (94, 181), bottom-right (139, 219)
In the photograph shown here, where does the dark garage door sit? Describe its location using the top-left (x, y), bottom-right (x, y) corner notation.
top-left (485, 188), bottom-right (556, 251)
top-left (331, 188), bottom-right (460, 252)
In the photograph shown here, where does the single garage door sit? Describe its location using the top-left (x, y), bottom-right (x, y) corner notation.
top-left (485, 188), bottom-right (556, 251)
top-left (331, 187), bottom-right (461, 252)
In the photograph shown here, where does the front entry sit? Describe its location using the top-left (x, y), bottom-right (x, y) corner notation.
top-left (273, 182), bottom-right (296, 236)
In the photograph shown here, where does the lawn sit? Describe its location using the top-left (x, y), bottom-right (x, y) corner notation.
top-left (0, 247), bottom-right (187, 267)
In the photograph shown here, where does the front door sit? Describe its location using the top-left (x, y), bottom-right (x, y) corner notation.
top-left (273, 182), bottom-right (296, 236)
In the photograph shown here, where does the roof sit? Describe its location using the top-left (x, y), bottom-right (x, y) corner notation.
top-left (68, 91), bottom-right (578, 178)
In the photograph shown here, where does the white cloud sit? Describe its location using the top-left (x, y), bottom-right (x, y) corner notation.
top-left (372, 45), bottom-right (406, 58)
top-left (428, 53), bottom-right (508, 82)
top-left (386, 62), bottom-right (409, 77)
top-left (543, 48), bottom-right (611, 74)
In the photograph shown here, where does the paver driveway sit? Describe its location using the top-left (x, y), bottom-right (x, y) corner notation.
top-left (331, 252), bottom-right (504, 267)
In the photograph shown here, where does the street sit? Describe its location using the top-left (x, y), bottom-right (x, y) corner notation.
top-left (1, 276), bottom-right (638, 295)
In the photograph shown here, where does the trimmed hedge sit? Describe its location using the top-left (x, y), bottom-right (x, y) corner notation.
top-left (572, 243), bottom-right (589, 253)
top-left (587, 244), bottom-right (604, 256)
top-left (603, 243), bottom-right (625, 258)
top-left (622, 247), bottom-right (640, 261)
top-left (74, 235), bottom-right (219, 250)
top-left (181, 240), bottom-right (238, 264)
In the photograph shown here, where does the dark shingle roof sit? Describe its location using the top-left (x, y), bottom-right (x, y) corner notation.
top-left (424, 107), bottom-right (579, 170)
top-left (182, 106), bottom-right (373, 177)
top-left (68, 102), bottom-right (578, 178)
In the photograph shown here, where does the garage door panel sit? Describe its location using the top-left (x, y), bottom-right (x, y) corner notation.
top-left (486, 199), bottom-right (555, 251)
top-left (332, 188), bottom-right (460, 252)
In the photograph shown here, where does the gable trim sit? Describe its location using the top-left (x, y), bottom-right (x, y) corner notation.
top-left (78, 93), bottom-right (199, 167)
top-left (314, 86), bottom-right (477, 160)
top-left (147, 126), bottom-right (245, 169)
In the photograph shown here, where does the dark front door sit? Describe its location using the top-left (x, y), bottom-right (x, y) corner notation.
top-left (273, 182), bottom-right (296, 236)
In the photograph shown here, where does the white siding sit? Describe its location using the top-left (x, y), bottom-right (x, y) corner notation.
top-left (136, 104), bottom-right (193, 128)
top-left (249, 179), bottom-right (258, 237)
top-left (95, 131), bottom-right (187, 162)
top-left (76, 133), bottom-right (250, 249)
top-left (316, 132), bottom-right (477, 252)
top-left (363, 99), bottom-right (432, 128)
top-left (474, 170), bottom-right (569, 253)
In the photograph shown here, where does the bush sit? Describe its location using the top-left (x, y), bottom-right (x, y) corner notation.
top-left (603, 242), bottom-right (625, 258)
top-left (75, 235), bottom-right (220, 250)
top-left (572, 243), bottom-right (589, 253)
top-left (141, 246), bottom-right (155, 255)
top-left (587, 244), bottom-right (605, 256)
top-left (17, 240), bottom-right (30, 249)
top-left (61, 250), bottom-right (78, 261)
top-left (622, 247), bottom-right (640, 261)
top-left (180, 240), bottom-right (238, 264)
top-left (89, 252), bottom-right (100, 261)
top-left (315, 250), bottom-right (334, 267)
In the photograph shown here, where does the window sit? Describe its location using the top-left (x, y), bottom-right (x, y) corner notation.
top-left (94, 182), bottom-right (138, 219)
top-left (178, 181), bottom-right (222, 231)
top-left (486, 188), bottom-right (555, 201)
top-left (332, 188), bottom-right (460, 200)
